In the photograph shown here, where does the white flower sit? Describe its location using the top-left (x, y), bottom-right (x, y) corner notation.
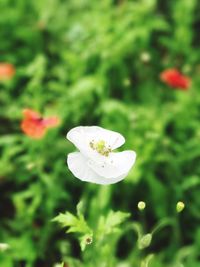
top-left (66, 126), bottom-right (136, 185)
top-left (0, 243), bottom-right (10, 251)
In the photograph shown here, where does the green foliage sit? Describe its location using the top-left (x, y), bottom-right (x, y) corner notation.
top-left (53, 202), bottom-right (93, 251)
top-left (54, 201), bottom-right (130, 254)
top-left (97, 210), bottom-right (130, 236)
top-left (1, 0), bottom-right (200, 266)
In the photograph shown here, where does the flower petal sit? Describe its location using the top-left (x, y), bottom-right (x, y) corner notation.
top-left (88, 150), bottom-right (136, 179)
top-left (43, 117), bottom-right (60, 128)
top-left (67, 152), bottom-right (128, 185)
top-left (21, 119), bottom-right (46, 139)
top-left (0, 63), bottom-right (15, 80)
top-left (67, 126), bottom-right (125, 157)
top-left (23, 109), bottom-right (41, 120)
top-left (160, 68), bottom-right (191, 90)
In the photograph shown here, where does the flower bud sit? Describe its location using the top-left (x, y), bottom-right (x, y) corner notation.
top-left (123, 78), bottom-right (131, 87)
top-left (138, 233), bottom-right (152, 249)
top-left (26, 162), bottom-right (36, 170)
top-left (138, 201), bottom-right (146, 210)
top-left (85, 236), bottom-right (93, 245)
top-left (140, 52), bottom-right (151, 63)
top-left (176, 201), bottom-right (185, 213)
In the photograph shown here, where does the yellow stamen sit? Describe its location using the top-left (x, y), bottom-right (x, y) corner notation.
top-left (89, 140), bottom-right (111, 156)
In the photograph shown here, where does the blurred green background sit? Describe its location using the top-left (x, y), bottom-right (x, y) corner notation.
top-left (1, 0), bottom-right (200, 266)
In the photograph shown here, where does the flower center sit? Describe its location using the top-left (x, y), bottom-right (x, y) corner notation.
top-left (89, 139), bottom-right (111, 157)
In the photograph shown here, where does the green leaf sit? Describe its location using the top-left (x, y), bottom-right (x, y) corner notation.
top-left (53, 202), bottom-right (93, 251)
top-left (97, 211), bottom-right (130, 236)
top-left (53, 211), bottom-right (90, 234)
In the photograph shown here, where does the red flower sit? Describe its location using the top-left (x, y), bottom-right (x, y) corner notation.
top-left (0, 63), bottom-right (15, 80)
top-left (21, 109), bottom-right (60, 139)
top-left (160, 68), bottom-right (191, 90)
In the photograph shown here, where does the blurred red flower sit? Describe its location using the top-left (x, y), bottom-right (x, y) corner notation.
top-left (21, 109), bottom-right (60, 139)
top-left (0, 63), bottom-right (15, 80)
top-left (160, 68), bottom-right (191, 90)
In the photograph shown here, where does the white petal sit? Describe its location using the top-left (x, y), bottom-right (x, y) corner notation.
top-left (67, 152), bottom-right (128, 185)
top-left (66, 126), bottom-right (125, 154)
top-left (88, 150), bottom-right (136, 179)
top-left (67, 127), bottom-right (91, 156)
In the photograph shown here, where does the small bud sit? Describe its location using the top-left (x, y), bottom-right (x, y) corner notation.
top-left (26, 162), bottom-right (35, 170)
top-left (140, 52), bottom-right (151, 63)
top-left (123, 78), bottom-right (131, 87)
top-left (176, 201), bottom-right (185, 213)
top-left (138, 233), bottom-right (152, 249)
top-left (138, 201), bottom-right (146, 210)
top-left (85, 236), bottom-right (93, 245)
